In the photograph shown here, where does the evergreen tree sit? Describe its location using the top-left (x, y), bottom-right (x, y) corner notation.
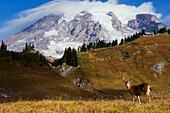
top-left (87, 42), bottom-right (93, 50)
top-left (66, 47), bottom-right (72, 65)
top-left (23, 43), bottom-right (35, 52)
top-left (0, 41), bottom-right (7, 51)
top-left (62, 48), bottom-right (67, 63)
top-left (111, 40), bottom-right (115, 46)
top-left (136, 33), bottom-right (140, 39)
top-left (81, 43), bottom-right (87, 52)
top-left (119, 39), bottom-right (124, 45)
top-left (92, 42), bottom-right (96, 49)
top-left (73, 48), bottom-right (78, 67)
top-left (114, 39), bottom-right (118, 46)
top-left (124, 37), bottom-right (127, 43)
top-left (62, 47), bottom-right (79, 67)
top-left (141, 30), bottom-right (146, 35)
top-left (112, 40), bottom-right (118, 46)
top-left (158, 28), bottom-right (167, 34)
top-left (25, 43), bottom-right (28, 52)
top-left (106, 42), bottom-right (111, 47)
top-left (168, 29), bottom-right (170, 34)
top-left (153, 30), bottom-right (157, 35)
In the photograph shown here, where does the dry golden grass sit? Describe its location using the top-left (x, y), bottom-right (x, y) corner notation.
top-left (0, 100), bottom-right (169, 113)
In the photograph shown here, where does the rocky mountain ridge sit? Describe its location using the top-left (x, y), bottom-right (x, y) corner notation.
top-left (3, 11), bottom-right (169, 58)
top-left (127, 14), bottom-right (169, 32)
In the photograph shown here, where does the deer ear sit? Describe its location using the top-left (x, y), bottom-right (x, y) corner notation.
top-left (131, 75), bottom-right (133, 79)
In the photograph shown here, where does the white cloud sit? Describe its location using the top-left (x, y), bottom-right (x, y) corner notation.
top-left (161, 13), bottom-right (170, 26)
top-left (0, 0), bottom-right (162, 39)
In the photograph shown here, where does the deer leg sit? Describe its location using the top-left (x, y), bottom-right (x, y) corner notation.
top-left (146, 93), bottom-right (151, 103)
top-left (146, 86), bottom-right (151, 103)
top-left (132, 95), bottom-right (134, 102)
top-left (138, 96), bottom-right (141, 104)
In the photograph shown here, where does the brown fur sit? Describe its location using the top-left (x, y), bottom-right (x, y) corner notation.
top-left (122, 76), bottom-right (151, 103)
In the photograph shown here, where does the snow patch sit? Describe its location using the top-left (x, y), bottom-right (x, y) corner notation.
top-left (44, 29), bottom-right (59, 37)
top-left (63, 37), bottom-right (70, 41)
top-left (92, 11), bottom-right (113, 31)
top-left (42, 41), bottom-right (82, 58)
top-left (79, 13), bottom-right (86, 16)
top-left (17, 39), bottom-right (26, 43)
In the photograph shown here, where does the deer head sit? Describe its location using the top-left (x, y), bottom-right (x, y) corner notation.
top-left (122, 75), bottom-right (133, 89)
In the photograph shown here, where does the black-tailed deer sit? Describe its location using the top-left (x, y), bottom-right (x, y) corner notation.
top-left (122, 76), bottom-right (151, 103)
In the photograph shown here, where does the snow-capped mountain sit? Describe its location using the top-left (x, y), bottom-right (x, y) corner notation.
top-left (128, 14), bottom-right (169, 32)
top-left (3, 11), bottom-right (169, 58)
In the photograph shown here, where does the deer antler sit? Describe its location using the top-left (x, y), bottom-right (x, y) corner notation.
top-left (122, 76), bottom-right (126, 82)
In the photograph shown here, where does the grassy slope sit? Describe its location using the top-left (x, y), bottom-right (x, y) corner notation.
top-left (0, 53), bottom-right (95, 102)
top-left (0, 100), bottom-right (169, 113)
top-left (0, 34), bottom-right (169, 112)
top-left (71, 34), bottom-right (170, 102)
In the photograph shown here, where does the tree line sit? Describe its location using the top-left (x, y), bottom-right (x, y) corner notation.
top-left (0, 41), bottom-right (47, 67)
top-left (154, 28), bottom-right (170, 34)
top-left (78, 39), bottom-right (118, 52)
top-left (62, 47), bottom-right (78, 67)
top-left (78, 28), bottom-right (170, 52)
top-left (78, 30), bottom-right (146, 52)
top-left (119, 30), bottom-right (146, 45)
top-left (23, 43), bottom-right (35, 52)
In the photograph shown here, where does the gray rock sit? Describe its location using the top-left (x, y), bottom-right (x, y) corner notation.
top-left (152, 62), bottom-right (166, 75)
top-left (146, 51), bottom-right (152, 53)
top-left (73, 78), bottom-right (93, 91)
top-left (60, 63), bottom-right (76, 77)
top-left (153, 73), bottom-right (157, 77)
top-left (1, 94), bottom-right (8, 98)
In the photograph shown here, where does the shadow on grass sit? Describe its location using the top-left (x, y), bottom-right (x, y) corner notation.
top-left (96, 89), bottom-right (132, 101)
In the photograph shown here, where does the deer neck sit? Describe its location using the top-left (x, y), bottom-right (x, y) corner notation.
top-left (126, 82), bottom-right (131, 90)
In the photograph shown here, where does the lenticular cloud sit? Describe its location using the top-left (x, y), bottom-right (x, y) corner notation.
top-left (0, 0), bottom-right (161, 39)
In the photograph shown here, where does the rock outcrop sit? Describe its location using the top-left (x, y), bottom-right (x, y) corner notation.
top-left (128, 14), bottom-right (170, 32)
top-left (152, 62), bottom-right (166, 75)
top-left (73, 78), bottom-right (94, 91)
top-left (106, 11), bottom-right (122, 31)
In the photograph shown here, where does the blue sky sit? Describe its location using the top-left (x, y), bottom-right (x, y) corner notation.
top-left (0, 0), bottom-right (169, 40)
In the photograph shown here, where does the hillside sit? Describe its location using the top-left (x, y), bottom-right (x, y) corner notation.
top-left (0, 52), bottom-right (95, 102)
top-left (68, 33), bottom-right (170, 102)
top-left (0, 34), bottom-right (169, 104)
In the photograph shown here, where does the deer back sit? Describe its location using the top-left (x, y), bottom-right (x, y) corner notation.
top-left (130, 83), bottom-right (149, 96)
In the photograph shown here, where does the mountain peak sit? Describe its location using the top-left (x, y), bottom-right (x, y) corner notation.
top-left (3, 11), bottom-right (169, 58)
top-left (74, 11), bottom-right (92, 20)
top-left (136, 14), bottom-right (160, 23)
top-left (128, 14), bottom-right (169, 32)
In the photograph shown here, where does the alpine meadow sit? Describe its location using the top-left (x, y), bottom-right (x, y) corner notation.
top-left (0, 0), bottom-right (170, 113)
